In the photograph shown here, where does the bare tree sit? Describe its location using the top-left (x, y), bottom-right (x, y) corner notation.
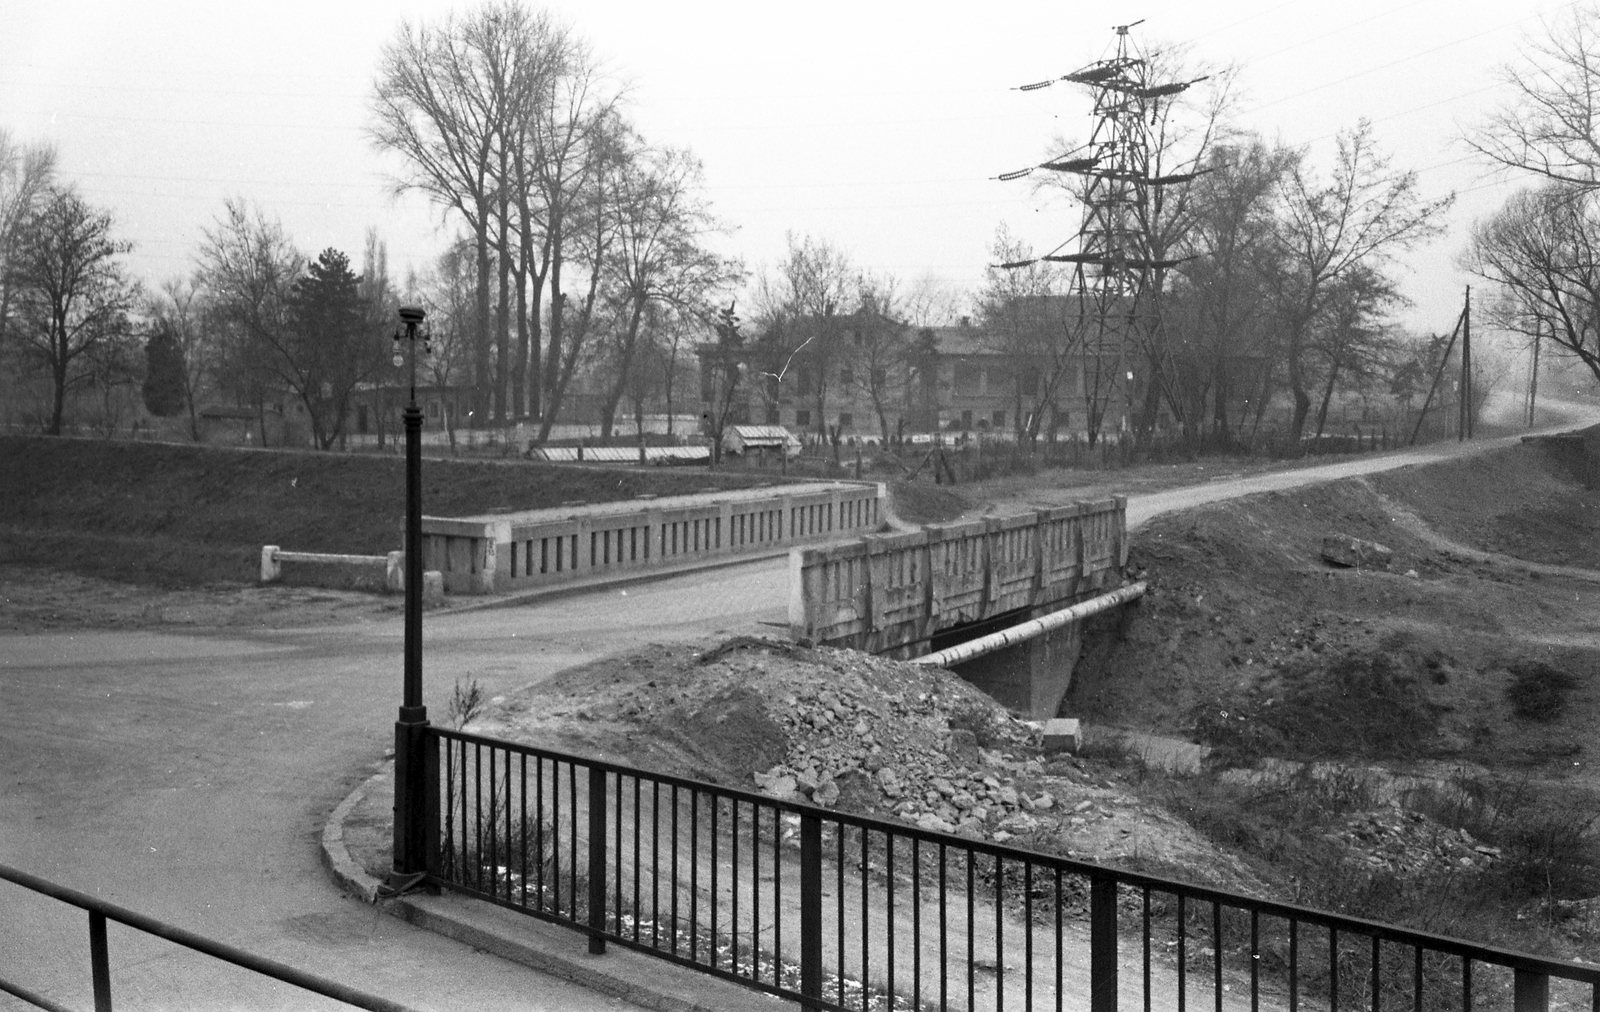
top-left (753, 233), bottom-right (854, 438)
top-left (595, 136), bottom-right (737, 438)
top-left (846, 272), bottom-right (912, 444)
top-left (146, 277), bottom-right (212, 440)
top-left (977, 225), bottom-right (1080, 445)
top-left (372, 6), bottom-right (508, 425)
top-left (1468, 182), bottom-right (1600, 384)
top-left (1167, 136), bottom-right (1297, 443)
top-left (418, 237), bottom-right (478, 451)
top-left (1468, 7), bottom-right (1600, 187)
top-left (195, 198), bottom-right (303, 442)
top-left (1270, 120), bottom-right (1452, 440)
top-left (6, 185), bottom-right (138, 435)
top-left (0, 131), bottom-right (56, 349)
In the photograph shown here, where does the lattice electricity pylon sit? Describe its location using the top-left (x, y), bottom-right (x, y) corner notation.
top-left (998, 21), bottom-right (1204, 442)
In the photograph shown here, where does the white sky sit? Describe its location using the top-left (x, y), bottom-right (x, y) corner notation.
top-left (0, 0), bottom-right (1579, 336)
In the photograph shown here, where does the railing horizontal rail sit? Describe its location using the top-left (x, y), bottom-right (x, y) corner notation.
top-left (425, 726), bottom-right (1600, 1012)
top-left (0, 862), bottom-right (420, 1012)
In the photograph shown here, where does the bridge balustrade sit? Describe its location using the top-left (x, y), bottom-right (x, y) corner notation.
top-left (422, 482), bottom-right (884, 594)
top-left (789, 498), bottom-right (1128, 656)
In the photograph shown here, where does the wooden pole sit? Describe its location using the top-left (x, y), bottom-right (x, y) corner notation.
top-left (1461, 286), bottom-right (1473, 440)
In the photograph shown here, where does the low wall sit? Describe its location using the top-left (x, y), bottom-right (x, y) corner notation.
top-left (788, 497), bottom-right (1127, 657)
top-left (260, 546), bottom-right (401, 593)
top-left (422, 481), bottom-right (886, 595)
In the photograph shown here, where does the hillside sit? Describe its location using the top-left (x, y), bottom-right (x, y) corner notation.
top-left (0, 437), bottom-right (768, 585)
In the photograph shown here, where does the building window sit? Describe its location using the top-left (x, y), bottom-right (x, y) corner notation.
top-left (840, 366), bottom-right (854, 386)
top-left (871, 366), bottom-right (887, 386)
top-left (765, 406), bottom-right (780, 424)
top-left (795, 409), bottom-right (811, 427)
top-left (1019, 371), bottom-right (1040, 397)
top-left (838, 412), bottom-right (853, 428)
top-left (427, 401), bottom-right (440, 419)
top-left (961, 409), bottom-right (973, 430)
top-left (993, 410), bottom-right (1006, 429)
top-left (954, 362), bottom-right (981, 396)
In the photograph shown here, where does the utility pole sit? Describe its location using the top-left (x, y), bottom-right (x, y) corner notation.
top-left (1458, 286), bottom-right (1472, 440)
top-left (1527, 315), bottom-right (1542, 428)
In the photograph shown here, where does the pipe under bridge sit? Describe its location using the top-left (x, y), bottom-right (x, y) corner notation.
top-left (787, 497), bottom-right (1137, 717)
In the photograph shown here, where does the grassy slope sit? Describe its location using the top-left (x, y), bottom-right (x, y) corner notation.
top-left (0, 437), bottom-right (769, 584)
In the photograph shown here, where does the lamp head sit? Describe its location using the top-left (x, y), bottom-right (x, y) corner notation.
top-left (398, 305), bottom-right (427, 326)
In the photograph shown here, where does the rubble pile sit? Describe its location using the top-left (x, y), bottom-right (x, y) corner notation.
top-left (1330, 806), bottom-right (1503, 875)
top-left (742, 649), bottom-right (1062, 841)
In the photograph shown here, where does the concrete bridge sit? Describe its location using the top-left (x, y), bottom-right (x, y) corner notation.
top-left (787, 497), bottom-right (1130, 716)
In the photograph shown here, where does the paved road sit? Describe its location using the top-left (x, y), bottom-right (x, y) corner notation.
top-left (0, 568), bottom-right (784, 1011)
top-left (2, 407), bottom-right (1591, 1010)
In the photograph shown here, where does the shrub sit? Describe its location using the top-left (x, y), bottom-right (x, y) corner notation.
top-left (1504, 661), bottom-right (1578, 722)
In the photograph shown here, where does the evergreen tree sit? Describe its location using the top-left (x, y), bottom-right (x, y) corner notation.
top-left (141, 318), bottom-right (186, 416)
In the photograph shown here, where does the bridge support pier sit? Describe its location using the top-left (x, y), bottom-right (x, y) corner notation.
top-left (946, 620), bottom-right (1082, 720)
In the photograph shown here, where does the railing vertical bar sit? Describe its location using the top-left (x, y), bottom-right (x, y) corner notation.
top-left (443, 740), bottom-right (456, 883)
top-left (1372, 934), bottom-right (1381, 1012)
top-left (1289, 917), bottom-right (1298, 1012)
top-left (670, 784), bottom-right (680, 958)
top-left (690, 790), bottom-right (700, 963)
top-left (711, 793), bottom-right (720, 970)
top-left (519, 753), bottom-right (528, 908)
top-left (1331, 926), bottom-right (1339, 1012)
top-left (1412, 945), bottom-right (1422, 1012)
top-left (1091, 876), bottom-right (1118, 1012)
top-left (1251, 909), bottom-right (1260, 1012)
top-left (1178, 893), bottom-right (1187, 1012)
top-left (800, 811), bottom-right (822, 1009)
top-left (632, 775), bottom-right (641, 945)
top-left (89, 910), bottom-right (111, 1012)
top-left (1462, 957), bottom-right (1471, 1012)
top-left (1214, 901), bottom-right (1223, 1012)
top-left (587, 766), bottom-right (606, 955)
top-left (651, 779), bottom-right (660, 951)
top-left (731, 798), bottom-right (740, 976)
top-left (887, 832), bottom-right (896, 1006)
top-left (772, 804), bottom-right (781, 988)
top-left (501, 748), bottom-right (511, 901)
top-left (995, 854), bottom-right (1004, 1012)
top-left (1144, 887), bottom-right (1153, 1012)
top-left (750, 803), bottom-right (760, 984)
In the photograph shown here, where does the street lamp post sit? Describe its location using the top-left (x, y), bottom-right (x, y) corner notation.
top-left (391, 305), bottom-right (430, 887)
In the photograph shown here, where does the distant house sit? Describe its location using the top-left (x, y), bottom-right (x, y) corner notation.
top-left (197, 405), bottom-right (298, 447)
top-left (722, 424), bottom-right (801, 458)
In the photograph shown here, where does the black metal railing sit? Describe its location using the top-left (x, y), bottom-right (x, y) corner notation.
top-left (427, 727), bottom-right (1600, 1012)
top-left (0, 862), bottom-right (419, 1012)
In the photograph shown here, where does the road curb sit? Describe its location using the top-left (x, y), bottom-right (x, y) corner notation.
top-left (319, 767), bottom-right (791, 1012)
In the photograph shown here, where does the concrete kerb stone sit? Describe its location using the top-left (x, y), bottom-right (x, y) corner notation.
top-left (319, 764), bottom-right (792, 1012)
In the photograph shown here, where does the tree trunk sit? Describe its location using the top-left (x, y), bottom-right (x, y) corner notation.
top-left (473, 214), bottom-right (492, 429)
top-left (600, 297), bottom-right (647, 440)
top-left (1314, 354), bottom-right (1342, 438)
top-left (494, 208), bottom-right (511, 425)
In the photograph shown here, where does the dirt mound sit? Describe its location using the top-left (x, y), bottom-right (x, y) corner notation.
top-left (475, 636), bottom-right (1258, 884)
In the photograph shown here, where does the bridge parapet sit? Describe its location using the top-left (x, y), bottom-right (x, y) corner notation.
top-left (423, 480), bottom-right (885, 594)
top-left (788, 496), bottom-right (1127, 656)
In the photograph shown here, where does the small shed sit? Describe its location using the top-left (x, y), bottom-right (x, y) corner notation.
top-left (723, 424), bottom-right (801, 458)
